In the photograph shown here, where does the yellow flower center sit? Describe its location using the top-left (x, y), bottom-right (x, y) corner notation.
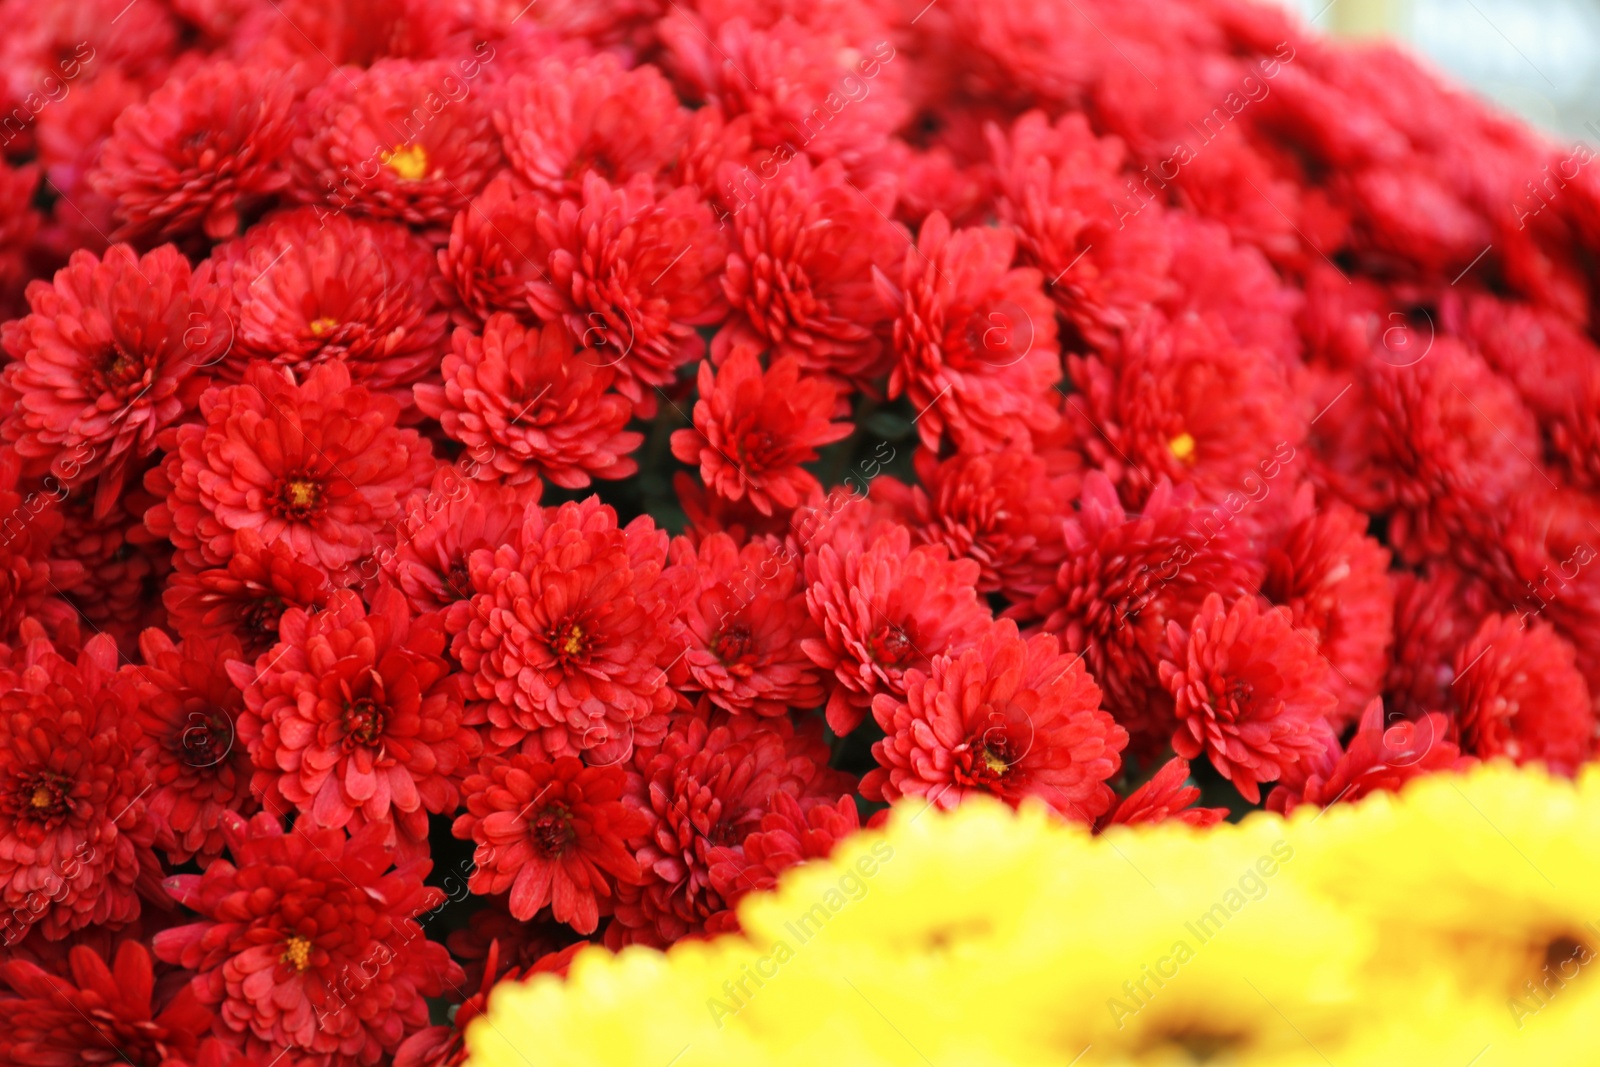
top-left (549, 619), bottom-right (590, 662)
top-left (1168, 432), bottom-right (1197, 464)
top-left (109, 353), bottom-right (138, 382)
top-left (282, 936), bottom-right (313, 972)
top-left (284, 479), bottom-right (320, 510)
top-left (30, 787), bottom-right (52, 809)
top-left (384, 143), bottom-right (429, 181)
top-left (562, 624), bottom-right (586, 657)
top-left (308, 317), bottom-right (339, 337)
top-left (982, 747), bottom-right (1010, 777)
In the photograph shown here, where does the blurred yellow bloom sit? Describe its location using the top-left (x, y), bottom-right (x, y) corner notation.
top-left (468, 762), bottom-right (1600, 1067)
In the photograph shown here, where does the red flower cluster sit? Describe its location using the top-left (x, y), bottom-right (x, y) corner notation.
top-left (0, 0), bottom-right (1596, 1062)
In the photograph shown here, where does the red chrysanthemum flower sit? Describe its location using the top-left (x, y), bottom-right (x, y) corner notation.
top-left (786, 482), bottom-right (897, 560)
top-left (380, 471), bottom-right (542, 619)
top-left (714, 157), bottom-right (902, 386)
top-left (33, 70), bottom-right (144, 254)
top-left (496, 54), bottom-right (688, 198)
top-left (49, 489), bottom-right (166, 652)
top-left (1473, 489), bottom-right (1600, 695)
top-left (1098, 758), bottom-right (1228, 829)
top-left (414, 315), bottom-right (642, 489)
top-left (0, 2), bottom-right (177, 115)
top-left (1444, 289), bottom-right (1600, 493)
top-left (524, 172), bottom-right (728, 413)
top-left (863, 620), bottom-right (1126, 820)
top-left (0, 453), bottom-right (85, 643)
top-left (258, 0), bottom-right (495, 66)
top-left (435, 173), bottom-right (551, 328)
top-left (452, 497), bottom-right (687, 761)
top-left (706, 791), bottom-right (860, 907)
top-left (1160, 592), bottom-right (1339, 804)
top-left (1453, 614), bottom-right (1594, 774)
top-left (668, 531), bottom-right (825, 717)
top-left (1066, 312), bottom-right (1306, 516)
top-left (671, 105), bottom-right (753, 201)
top-left (153, 813), bottom-right (461, 1066)
top-left (444, 903), bottom-right (586, 993)
top-left (1162, 133), bottom-right (1323, 280)
top-left (231, 584), bottom-right (476, 853)
top-left (210, 208), bottom-right (448, 405)
top-left (989, 110), bottom-right (1175, 348)
top-left (889, 142), bottom-right (989, 230)
top-left (873, 445), bottom-right (1068, 604)
top-left (673, 469), bottom-right (822, 542)
top-left (1321, 340), bottom-right (1538, 564)
top-left (127, 629), bottom-right (256, 866)
top-left (0, 941), bottom-right (213, 1067)
top-left (1297, 267), bottom-right (1394, 371)
top-left (144, 359), bottom-right (436, 574)
top-left (682, 0), bottom-right (892, 41)
top-left (0, 160), bottom-right (40, 320)
top-left (802, 524), bottom-right (991, 736)
top-left (658, 14), bottom-right (905, 170)
top-left (0, 244), bottom-right (229, 516)
top-left (0, 629), bottom-right (148, 943)
top-left (881, 211), bottom-right (1061, 452)
top-left (1266, 698), bottom-right (1469, 815)
top-left (609, 710), bottom-right (840, 946)
top-left (291, 58), bottom-right (503, 229)
top-left (1263, 486), bottom-right (1394, 728)
top-left (1383, 565), bottom-right (1487, 720)
top-left (452, 754), bottom-right (647, 933)
top-left (393, 933), bottom-right (586, 1067)
top-left (1447, 289), bottom-right (1594, 433)
top-left (1163, 213), bottom-right (1304, 368)
top-left (1, 903), bottom-right (183, 977)
top-left (1026, 473), bottom-right (1262, 753)
top-left (163, 528), bottom-right (334, 658)
top-left (670, 345), bottom-right (850, 516)
top-left (1547, 367), bottom-right (1600, 491)
top-left (89, 59), bottom-right (295, 245)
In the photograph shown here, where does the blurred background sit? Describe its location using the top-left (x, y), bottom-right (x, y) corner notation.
top-left (1271, 0), bottom-right (1600, 141)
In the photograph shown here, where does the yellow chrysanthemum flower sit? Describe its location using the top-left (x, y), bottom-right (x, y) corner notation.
top-left (467, 763), bottom-right (1600, 1067)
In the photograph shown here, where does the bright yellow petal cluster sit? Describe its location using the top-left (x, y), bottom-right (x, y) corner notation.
top-left (467, 762), bottom-right (1600, 1067)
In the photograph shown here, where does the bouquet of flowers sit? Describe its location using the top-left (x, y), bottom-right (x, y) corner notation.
top-left (471, 765), bottom-right (1600, 1066)
top-left (0, 0), bottom-right (1595, 1063)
